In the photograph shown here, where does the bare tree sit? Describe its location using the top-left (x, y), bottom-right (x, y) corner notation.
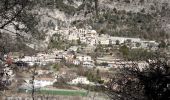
top-left (0, 0), bottom-right (41, 41)
top-left (0, 0), bottom-right (29, 31)
top-left (106, 59), bottom-right (170, 100)
top-left (0, 0), bottom-right (39, 97)
top-left (30, 64), bottom-right (37, 100)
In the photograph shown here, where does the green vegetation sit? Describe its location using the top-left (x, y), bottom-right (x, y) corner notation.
top-left (158, 40), bottom-right (167, 48)
top-left (119, 45), bottom-right (157, 60)
top-left (84, 7), bottom-right (168, 40)
top-left (85, 70), bottom-right (104, 84)
top-left (39, 89), bottom-right (87, 96)
top-left (127, 49), bottom-right (157, 61)
top-left (37, 0), bottom-right (76, 15)
top-left (116, 40), bottom-right (120, 45)
top-left (119, 45), bottom-right (129, 57)
top-left (48, 33), bottom-right (76, 50)
top-left (77, 38), bottom-right (81, 45)
top-left (52, 63), bottom-right (61, 71)
top-left (55, 0), bottom-right (76, 15)
top-left (77, 84), bottom-right (105, 92)
top-left (19, 88), bottom-right (87, 96)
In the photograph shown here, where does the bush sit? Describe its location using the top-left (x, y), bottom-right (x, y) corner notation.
top-left (52, 63), bottom-right (61, 71)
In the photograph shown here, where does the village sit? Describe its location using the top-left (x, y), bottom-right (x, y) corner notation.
top-left (1, 25), bottom-right (160, 99)
top-left (1, 0), bottom-right (170, 99)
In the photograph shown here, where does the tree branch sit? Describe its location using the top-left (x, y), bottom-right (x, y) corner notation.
top-left (0, 0), bottom-right (28, 29)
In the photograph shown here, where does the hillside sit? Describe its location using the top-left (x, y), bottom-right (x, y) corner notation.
top-left (34, 0), bottom-right (170, 40)
top-left (1, 0), bottom-right (170, 52)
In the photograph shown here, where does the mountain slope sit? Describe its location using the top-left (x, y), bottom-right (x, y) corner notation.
top-left (35, 0), bottom-right (170, 40)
